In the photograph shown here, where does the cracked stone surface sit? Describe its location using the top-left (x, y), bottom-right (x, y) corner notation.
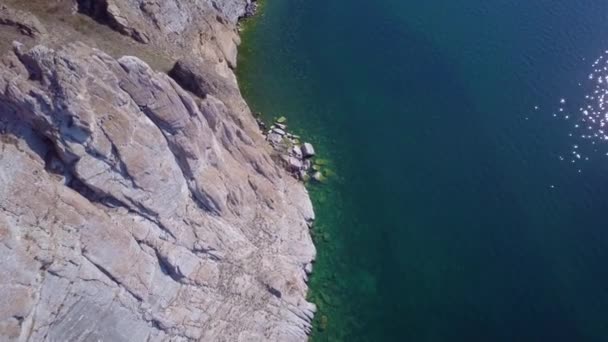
top-left (0, 0), bottom-right (316, 341)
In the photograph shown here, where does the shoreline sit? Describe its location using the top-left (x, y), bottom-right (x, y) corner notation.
top-left (234, 0), bottom-right (377, 337)
top-left (232, 0), bottom-right (337, 338)
top-left (235, 3), bottom-right (329, 337)
top-left (235, 5), bottom-right (344, 339)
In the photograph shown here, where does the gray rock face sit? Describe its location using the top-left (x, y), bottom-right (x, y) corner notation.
top-left (292, 145), bottom-right (303, 159)
top-left (0, 4), bottom-right (46, 38)
top-left (0, 1), bottom-right (315, 341)
top-left (75, 0), bottom-right (244, 68)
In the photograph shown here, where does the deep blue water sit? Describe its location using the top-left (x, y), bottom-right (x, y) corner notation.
top-left (238, 1), bottom-right (608, 341)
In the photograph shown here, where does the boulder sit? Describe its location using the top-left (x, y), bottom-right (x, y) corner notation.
top-left (302, 143), bottom-right (316, 158)
top-left (288, 157), bottom-right (303, 171)
top-left (267, 132), bottom-right (283, 144)
top-left (272, 127), bottom-right (286, 136)
top-left (0, 4), bottom-right (47, 38)
top-left (169, 57), bottom-right (237, 102)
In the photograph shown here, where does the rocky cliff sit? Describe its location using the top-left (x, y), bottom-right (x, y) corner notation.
top-left (0, 1), bottom-right (316, 341)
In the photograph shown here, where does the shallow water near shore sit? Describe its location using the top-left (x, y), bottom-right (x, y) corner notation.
top-left (238, 1), bottom-right (608, 341)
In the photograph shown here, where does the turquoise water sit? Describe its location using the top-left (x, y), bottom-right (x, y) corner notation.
top-left (238, 1), bottom-right (608, 341)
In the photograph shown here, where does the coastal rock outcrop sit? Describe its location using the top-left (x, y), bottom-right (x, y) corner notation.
top-left (260, 116), bottom-right (322, 183)
top-left (0, 0), bottom-right (315, 341)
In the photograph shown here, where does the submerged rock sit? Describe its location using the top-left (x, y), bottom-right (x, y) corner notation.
top-left (299, 170), bottom-right (310, 181)
top-left (319, 315), bottom-right (329, 331)
top-left (303, 159), bottom-right (312, 171)
top-left (313, 171), bottom-right (326, 182)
